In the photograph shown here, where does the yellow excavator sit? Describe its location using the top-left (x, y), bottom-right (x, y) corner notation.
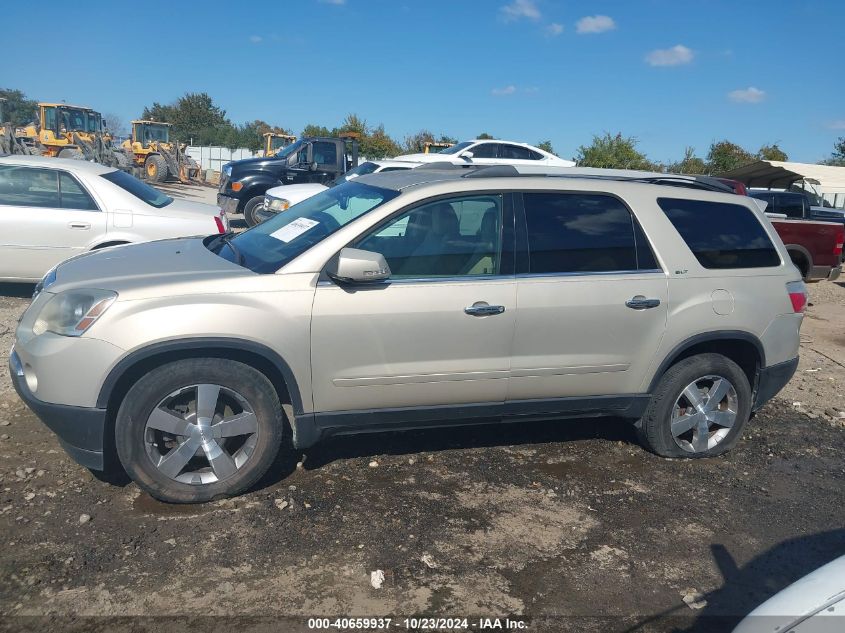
top-left (14, 102), bottom-right (127, 167)
top-left (122, 120), bottom-right (201, 183)
top-left (423, 141), bottom-right (454, 154)
top-left (262, 132), bottom-right (297, 157)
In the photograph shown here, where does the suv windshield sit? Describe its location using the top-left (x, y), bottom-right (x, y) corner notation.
top-left (436, 141), bottom-right (473, 155)
top-left (101, 170), bottom-right (173, 208)
top-left (272, 139), bottom-right (305, 160)
top-left (213, 181), bottom-right (400, 273)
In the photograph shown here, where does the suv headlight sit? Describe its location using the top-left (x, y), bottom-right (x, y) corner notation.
top-left (267, 197), bottom-right (290, 212)
top-left (32, 289), bottom-right (117, 337)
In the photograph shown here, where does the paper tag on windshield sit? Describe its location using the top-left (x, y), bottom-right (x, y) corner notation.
top-left (269, 217), bottom-right (320, 243)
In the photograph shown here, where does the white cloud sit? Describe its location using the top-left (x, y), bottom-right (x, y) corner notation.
top-left (500, 0), bottom-right (541, 22)
top-left (545, 22), bottom-right (564, 36)
top-left (645, 44), bottom-right (694, 67)
top-left (318, 0), bottom-right (345, 4)
top-left (492, 85), bottom-right (517, 96)
top-left (827, 120), bottom-right (845, 130)
top-left (576, 15), bottom-right (616, 34)
top-left (728, 87), bottom-right (766, 103)
top-left (249, 35), bottom-right (262, 43)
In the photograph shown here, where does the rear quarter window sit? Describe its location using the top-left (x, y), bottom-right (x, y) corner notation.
top-left (657, 197), bottom-right (781, 269)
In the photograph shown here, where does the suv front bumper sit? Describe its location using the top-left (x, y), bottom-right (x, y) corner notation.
top-left (10, 350), bottom-right (106, 470)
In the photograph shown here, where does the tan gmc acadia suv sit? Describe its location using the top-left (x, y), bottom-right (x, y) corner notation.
top-left (10, 166), bottom-right (807, 503)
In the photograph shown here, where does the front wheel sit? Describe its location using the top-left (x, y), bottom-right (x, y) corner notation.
top-left (145, 154), bottom-right (168, 182)
top-left (637, 353), bottom-right (752, 458)
top-left (243, 195), bottom-right (266, 227)
top-left (115, 358), bottom-right (284, 503)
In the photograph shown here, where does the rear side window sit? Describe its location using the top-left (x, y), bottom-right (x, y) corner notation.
top-left (657, 197), bottom-right (780, 269)
top-left (523, 193), bottom-right (658, 273)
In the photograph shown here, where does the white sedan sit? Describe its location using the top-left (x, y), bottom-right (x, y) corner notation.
top-left (0, 156), bottom-right (228, 282)
top-left (395, 139), bottom-right (576, 167)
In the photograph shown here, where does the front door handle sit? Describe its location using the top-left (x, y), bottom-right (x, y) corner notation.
top-left (464, 302), bottom-right (505, 316)
top-left (626, 295), bottom-right (661, 310)
top-left (68, 221), bottom-right (91, 230)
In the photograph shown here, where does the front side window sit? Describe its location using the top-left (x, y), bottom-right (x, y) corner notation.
top-left (312, 141), bottom-right (337, 165)
top-left (0, 165), bottom-right (61, 208)
top-left (523, 193), bottom-right (652, 274)
top-left (356, 195), bottom-right (503, 278)
top-left (778, 194), bottom-right (804, 219)
top-left (658, 197), bottom-right (780, 269)
top-left (101, 170), bottom-right (172, 208)
top-left (44, 107), bottom-right (57, 133)
top-left (59, 172), bottom-right (98, 210)
top-left (217, 181), bottom-right (400, 273)
top-left (470, 143), bottom-right (499, 159)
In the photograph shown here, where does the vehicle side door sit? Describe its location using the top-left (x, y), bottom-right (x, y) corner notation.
top-left (0, 165), bottom-right (106, 281)
top-left (778, 193), bottom-right (805, 219)
top-left (310, 192), bottom-right (516, 419)
top-left (463, 142), bottom-right (501, 165)
top-left (508, 191), bottom-right (668, 408)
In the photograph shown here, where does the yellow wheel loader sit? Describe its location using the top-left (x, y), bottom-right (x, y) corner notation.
top-left (122, 120), bottom-right (201, 183)
top-left (13, 103), bottom-right (128, 168)
top-left (262, 132), bottom-right (297, 157)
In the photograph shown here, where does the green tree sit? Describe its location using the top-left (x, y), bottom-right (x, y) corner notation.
top-left (537, 140), bottom-right (556, 155)
top-left (575, 133), bottom-right (656, 170)
top-left (477, 132), bottom-right (495, 140)
top-left (302, 124), bottom-right (332, 138)
top-left (667, 146), bottom-right (708, 174)
top-left (0, 88), bottom-right (38, 126)
top-left (401, 130), bottom-right (457, 153)
top-left (827, 137), bottom-right (845, 166)
top-left (141, 92), bottom-right (230, 144)
top-left (361, 124), bottom-right (400, 159)
top-left (706, 140), bottom-right (756, 173)
top-left (757, 143), bottom-right (788, 162)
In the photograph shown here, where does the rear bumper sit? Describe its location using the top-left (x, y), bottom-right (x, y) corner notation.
top-left (753, 356), bottom-right (799, 411)
top-left (217, 193), bottom-right (240, 215)
top-left (829, 265), bottom-right (841, 281)
top-left (10, 350), bottom-right (106, 470)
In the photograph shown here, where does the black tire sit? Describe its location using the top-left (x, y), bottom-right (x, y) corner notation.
top-left (243, 195), bottom-right (266, 227)
top-left (115, 358), bottom-right (284, 503)
top-left (58, 148), bottom-right (83, 160)
top-left (113, 151), bottom-right (130, 171)
top-left (637, 353), bottom-right (752, 458)
top-left (145, 154), bottom-right (168, 182)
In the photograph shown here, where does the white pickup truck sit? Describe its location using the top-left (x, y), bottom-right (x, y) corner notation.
top-left (255, 159), bottom-right (421, 224)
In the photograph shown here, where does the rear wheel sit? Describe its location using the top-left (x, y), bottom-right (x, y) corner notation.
top-left (243, 195), bottom-right (266, 227)
top-left (637, 353), bottom-right (752, 458)
top-left (145, 154), bottom-right (168, 182)
top-left (115, 358), bottom-right (284, 503)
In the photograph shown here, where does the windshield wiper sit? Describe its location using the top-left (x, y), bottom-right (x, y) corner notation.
top-left (213, 231), bottom-right (244, 265)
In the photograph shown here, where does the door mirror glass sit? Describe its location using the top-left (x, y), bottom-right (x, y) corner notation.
top-left (459, 150), bottom-right (474, 160)
top-left (327, 247), bottom-right (391, 283)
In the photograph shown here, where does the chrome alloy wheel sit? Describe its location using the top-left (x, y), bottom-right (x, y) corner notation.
top-left (144, 384), bottom-right (259, 485)
top-left (670, 375), bottom-right (738, 453)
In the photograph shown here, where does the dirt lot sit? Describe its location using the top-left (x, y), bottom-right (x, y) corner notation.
top-left (0, 273), bottom-right (844, 633)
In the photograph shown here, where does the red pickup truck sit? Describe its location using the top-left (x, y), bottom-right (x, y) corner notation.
top-left (716, 178), bottom-right (843, 282)
top-left (768, 216), bottom-right (843, 282)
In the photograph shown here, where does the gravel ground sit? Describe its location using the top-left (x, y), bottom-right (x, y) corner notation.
top-left (0, 276), bottom-right (843, 633)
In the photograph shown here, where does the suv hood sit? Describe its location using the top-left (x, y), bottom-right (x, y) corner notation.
top-left (48, 237), bottom-right (251, 297)
top-left (230, 156), bottom-right (285, 173)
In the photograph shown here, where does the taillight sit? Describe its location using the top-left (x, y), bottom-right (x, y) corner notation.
top-left (786, 280), bottom-right (808, 313)
top-left (834, 226), bottom-right (843, 257)
top-left (214, 215), bottom-right (225, 234)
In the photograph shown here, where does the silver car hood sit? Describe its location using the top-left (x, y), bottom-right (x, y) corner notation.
top-left (50, 238), bottom-right (251, 296)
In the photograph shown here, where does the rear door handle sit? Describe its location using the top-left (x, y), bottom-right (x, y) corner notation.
top-left (626, 295), bottom-right (661, 310)
top-left (464, 302), bottom-right (505, 316)
top-left (68, 222), bottom-right (91, 230)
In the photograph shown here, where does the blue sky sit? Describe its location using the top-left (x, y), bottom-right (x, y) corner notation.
top-left (3, 0), bottom-right (844, 163)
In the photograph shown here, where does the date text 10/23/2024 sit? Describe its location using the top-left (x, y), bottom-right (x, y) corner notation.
top-left (307, 617), bottom-right (529, 630)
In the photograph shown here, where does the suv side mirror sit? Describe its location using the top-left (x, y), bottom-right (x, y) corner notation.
top-left (327, 248), bottom-right (391, 284)
top-left (309, 161), bottom-right (319, 172)
top-left (460, 150), bottom-right (474, 160)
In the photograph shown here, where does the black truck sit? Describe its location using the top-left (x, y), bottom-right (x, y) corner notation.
top-left (218, 136), bottom-right (359, 226)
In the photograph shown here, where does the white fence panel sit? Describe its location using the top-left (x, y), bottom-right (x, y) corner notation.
top-left (186, 146), bottom-right (258, 172)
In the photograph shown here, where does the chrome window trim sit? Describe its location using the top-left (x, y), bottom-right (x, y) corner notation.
top-left (316, 269), bottom-right (665, 287)
top-left (515, 269), bottom-right (665, 279)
